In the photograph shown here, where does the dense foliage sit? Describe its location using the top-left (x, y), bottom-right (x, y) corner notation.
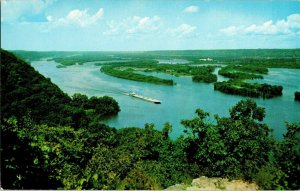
top-left (1, 50), bottom-right (299, 190)
top-left (116, 63), bottom-right (216, 78)
top-left (1, 49), bottom-right (120, 127)
top-left (192, 73), bottom-right (217, 83)
top-left (182, 100), bottom-right (273, 179)
top-left (189, 66), bottom-right (217, 83)
top-left (218, 65), bottom-right (266, 80)
top-left (100, 65), bottom-right (174, 85)
top-left (1, 49), bottom-right (71, 125)
top-left (222, 58), bottom-right (300, 69)
top-left (214, 80), bottom-right (283, 98)
top-left (101, 62), bottom-right (217, 85)
top-left (214, 64), bottom-right (283, 98)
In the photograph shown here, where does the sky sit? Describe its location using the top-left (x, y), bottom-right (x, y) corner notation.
top-left (1, 0), bottom-right (300, 51)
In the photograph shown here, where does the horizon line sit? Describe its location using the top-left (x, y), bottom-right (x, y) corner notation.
top-left (6, 48), bottom-right (300, 52)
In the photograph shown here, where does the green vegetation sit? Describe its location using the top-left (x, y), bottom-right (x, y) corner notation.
top-left (218, 65), bottom-right (267, 80)
top-left (222, 58), bottom-right (300, 69)
top-left (12, 50), bottom-right (73, 62)
top-left (214, 80), bottom-right (283, 98)
top-left (295, 91), bottom-right (300, 102)
top-left (1, 49), bottom-right (120, 126)
top-left (218, 70), bottom-right (263, 80)
top-left (111, 62), bottom-right (216, 77)
top-left (100, 61), bottom-right (217, 85)
top-left (181, 100), bottom-right (300, 190)
top-left (2, 49), bottom-right (299, 190)
top-left (13, 49), bottom-right (300, 69)
top-left (192, 73), bottom-right (217, 83)
top-left (101, 65), bottom-right (174, 85)
top-left (1, 49), bottom-right (191, 189)
top-left (13, 50), bottom-right (131, 65)
top-left (214, 64), bottom-right (283, 98)
top-left (182, 100), bottom-right (272, 179)
top-left (182, 65), bottom-right (217, 83)
top-left (12, 49), bottom-right (299, 90)
top-left (223, 64), bottom-right (268, 74)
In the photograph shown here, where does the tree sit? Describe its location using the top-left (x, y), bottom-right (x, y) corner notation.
top-left (0, 117), bottom-right (60, 189)
top-left (119, 163), bottom-right (161, 190)
top-left (162, 122), bottom-right (173, 139)
top-left (71, 108), bottom-right (88, 129)
top-left (71, 93), bottom-right (88, 108)
top-left (181, 99), bottom-right (274, 179)
top-left (87, 96), bottom-right (120, 116)
top-left (81, 144), bottom-right (133, 190)
top-left (275, 122), bottom-right (300, 189)
top-left (229, 99), bottom-right (265, 121)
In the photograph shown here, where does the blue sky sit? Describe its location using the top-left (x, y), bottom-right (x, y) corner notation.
top-left (1, 0), bottom-right (300, 51)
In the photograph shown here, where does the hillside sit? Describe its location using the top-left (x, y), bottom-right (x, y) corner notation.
top-left (1, 49), bottom-right (191, 189)
top-left (1, 49), bottom-right (299, 190)
top-left (1, 49), bottom-right (71, 125)
top-left (1, 49), bottom-right (120, 126)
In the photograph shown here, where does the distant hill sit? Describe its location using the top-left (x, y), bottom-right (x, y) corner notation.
top-left (13, 49), bottom-right (300, 62)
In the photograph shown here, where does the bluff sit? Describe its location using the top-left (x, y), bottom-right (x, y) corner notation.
top-left (1, 49), bottom-right (120, 126)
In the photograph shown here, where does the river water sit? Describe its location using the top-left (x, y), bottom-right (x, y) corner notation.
top-left (31, 61), bottom-right (300, 139)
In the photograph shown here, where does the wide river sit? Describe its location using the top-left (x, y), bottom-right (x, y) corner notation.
top-left (31, 61), bottom-right (300, 139)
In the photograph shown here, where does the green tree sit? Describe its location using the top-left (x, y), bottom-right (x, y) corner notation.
top-left (182, 99), bottom-right (274, 179)
top-left (0, 117), bottom-right (61, 189)
top-left (120, 163), bottom-right (161, 190)
top-left (162, 122), bottom-right (173, 139)
top-left (275, 122), bottom-right (300, 189)
top-left (81, 144), bottom-right (133, 190)
top-left (71, 93), bottom-right (88, 108)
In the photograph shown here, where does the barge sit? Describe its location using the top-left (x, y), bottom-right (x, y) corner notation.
top-left (125, 92), bottom-right (161, 104)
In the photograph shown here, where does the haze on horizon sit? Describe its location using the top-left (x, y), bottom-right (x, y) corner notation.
top-left (1, 0), bottom-right (300, 51)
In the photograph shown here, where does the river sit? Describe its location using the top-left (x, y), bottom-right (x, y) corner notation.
top-left (31, 61), bottom-right (300, 139)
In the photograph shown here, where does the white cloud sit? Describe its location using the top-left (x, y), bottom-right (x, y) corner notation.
top-left (46, 16), bottom-right (53, 22)
top-left (104, 16), bottom-right (161, 36)
top-left (47, 8), bottom-right (104, 28)
top-left (183, 5), bottom-right (199, 13)
top-left (287, 14), bottom-right (300, 28)
top-left (243, 20), bottom-right (291, 35)
top-left (220, 26), bottom-right (240, 36)
top-left (167, 23), bottom-right (197, 38)
top-left (1, 0), bottom-right (55, 22)
top-left (221, 14), bottom-right (300, 36)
